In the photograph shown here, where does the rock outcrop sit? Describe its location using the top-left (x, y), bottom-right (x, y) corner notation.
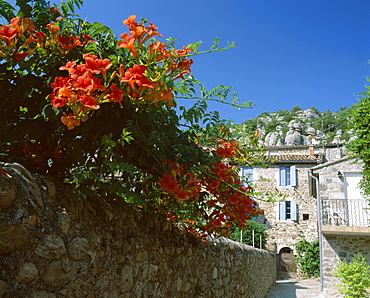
top-left (234, 107), bottom-right (355, 147)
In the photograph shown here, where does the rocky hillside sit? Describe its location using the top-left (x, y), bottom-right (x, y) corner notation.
top-left (231, 105), bottom-right (355, 147)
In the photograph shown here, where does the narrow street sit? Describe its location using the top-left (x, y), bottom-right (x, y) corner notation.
top-left (266, 278), bottom-right (326, 298)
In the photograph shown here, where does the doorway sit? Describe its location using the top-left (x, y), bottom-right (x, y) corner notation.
top-left (344, 173), bottom-right (367, 226)
top-left (277, 247), bottom-right (296, 279)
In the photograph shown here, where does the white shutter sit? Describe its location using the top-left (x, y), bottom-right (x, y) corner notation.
top-left (290, 201), bottom-right (297, 220)
top-left (290, 165), bottom-right (296, 187)
top-left (279, 201), bottom-right (286, 220)
top-left (279, 167), bottom-right (286, 186)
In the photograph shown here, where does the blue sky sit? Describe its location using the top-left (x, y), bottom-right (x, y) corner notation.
top-left (8, 0), bottom-right (369, 124)
top-left (74, 0), bottom-right (370, 124)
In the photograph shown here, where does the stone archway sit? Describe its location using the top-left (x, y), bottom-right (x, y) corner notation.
top-left (277, 247), bottom-right (297, 279)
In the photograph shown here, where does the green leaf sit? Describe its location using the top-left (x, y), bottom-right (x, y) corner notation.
top-left (17, 3), bottom-right (32, 17)
top-left (57, 19), bottom-right (68, 32)
top-left (59, 0), bottom-right (84, 16)
top-left (15, 0), bottom-right (31, 6)
top-left (0, 0), bottom-right (15, 21)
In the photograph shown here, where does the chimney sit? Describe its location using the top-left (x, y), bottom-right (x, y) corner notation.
top-left (309, 144), bottom-right (314, 156)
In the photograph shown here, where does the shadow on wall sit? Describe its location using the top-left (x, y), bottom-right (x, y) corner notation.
top-left (256, 213), bottom-right (272, 229)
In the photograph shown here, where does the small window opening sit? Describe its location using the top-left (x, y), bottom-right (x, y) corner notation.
top-left (303, 214), bottom-right (309, 221)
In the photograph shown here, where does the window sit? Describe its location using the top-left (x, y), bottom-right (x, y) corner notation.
top-left (237, 166), bottom-right (253, 186)
top-left (279, 201), bottom-right (297, 221)
top-left (279, 165), bottom-right (296, 186)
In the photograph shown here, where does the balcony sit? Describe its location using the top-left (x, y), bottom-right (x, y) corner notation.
top-left (321, 199), bottom-right (370, 235)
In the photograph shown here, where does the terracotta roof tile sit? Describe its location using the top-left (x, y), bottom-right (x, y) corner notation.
top-left (269, 154), bottom-right (323, 163)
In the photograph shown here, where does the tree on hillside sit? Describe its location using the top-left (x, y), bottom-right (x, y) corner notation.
top-left (276, 109), bottom-right (289, 116)
top-left (310, 106), bottom-right (320, 115)
top-left (310, 110), bottom-right (337, 141)
top-left (264, 118), bottom-right (280, 133)
top-left (282, 113), bottom-right (293, 123)
top-left (290, 105), bottom-right (302, 113)
top-left (259, 111), bottom-right (270, 117)
top-left (337, 106), bottom-right (353, 131)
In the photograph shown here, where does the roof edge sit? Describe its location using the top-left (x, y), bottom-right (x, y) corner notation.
top-left (310, 154), bottom-right (360, 171)
top-left (265, 143), bottom-right (343, 150)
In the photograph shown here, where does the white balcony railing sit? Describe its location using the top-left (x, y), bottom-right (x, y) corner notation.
top-left (321, 199), bottom-right (370, 227)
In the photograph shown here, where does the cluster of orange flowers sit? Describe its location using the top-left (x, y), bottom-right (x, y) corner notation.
top-left (202, 159), bottom-right (260, 236)
top-left (1, 12), bottom-right (194, 130)
top-left (0, 9), bottom-right (92, 61)
top-left (48, 14), bottom-right (194, 129)
top-left (215, 139), bottom-right (238, 158)
top-left (119, 15), bottom-right (193, 80)
top-left (118, 15), bottom-right (162, 59)
top-left (158, 141), bottom-right (262, 238)
top-left (0, 16), bottom-right (40, 60)
top-left (49, 53), bottom-right (118, 129)
top-left (158, 160), bottom-right (201, 202)
top-left (46, 15), bottom-right (94, 54)
top-left (207, 141), bottom-right (262, 235)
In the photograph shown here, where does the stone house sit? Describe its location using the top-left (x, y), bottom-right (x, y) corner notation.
top-left (239, 142), bottom-right (370, 294)
top-left (311, 156), bottom-right (370, 296)
top-left (238, 144), bottom-right (344, 278)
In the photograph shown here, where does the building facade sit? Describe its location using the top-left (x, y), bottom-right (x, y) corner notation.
top-left (241, 143), bottom-right (370, 295)
top-left (239, 144), bottom-right (345, 278)
top-left (311, 156), bottom-right (370, 296)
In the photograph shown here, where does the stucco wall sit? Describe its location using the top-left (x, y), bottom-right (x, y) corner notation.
top-left (0, 162), bottom-right (276, 297)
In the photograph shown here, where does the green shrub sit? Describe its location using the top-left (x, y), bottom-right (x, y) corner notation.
top-left (294, 237), bottom-right (320, 278)
top-left (334, 253), bottom-right (370, 298)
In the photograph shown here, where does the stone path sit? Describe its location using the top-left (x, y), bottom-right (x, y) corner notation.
top-left (266, 278), bottom-right (327, 298)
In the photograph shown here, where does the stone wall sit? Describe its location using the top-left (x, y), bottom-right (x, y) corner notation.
top-left (322, 234), bottom-right (370, 297)
top-left (0, 162), bottom-right (276, 298)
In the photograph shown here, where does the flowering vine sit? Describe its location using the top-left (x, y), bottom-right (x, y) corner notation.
top-left (0, 0), bottom-right (267, 242)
